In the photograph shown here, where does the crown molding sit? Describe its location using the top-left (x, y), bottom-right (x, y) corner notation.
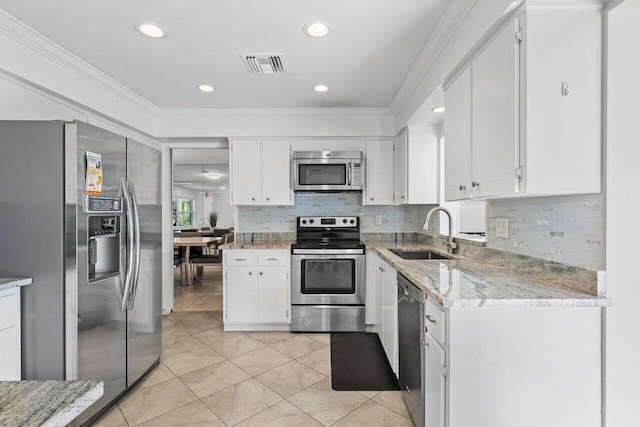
top-left (0, 9), bottom-right (158, 117)
top-left (389, 0), bottom-right (478, 114)
top-left (155, 107), bottom-right (396, 138)
top-left (156, 107), bottom-right (393, 117)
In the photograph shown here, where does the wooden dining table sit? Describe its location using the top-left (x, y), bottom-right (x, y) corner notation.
top-left (173, 236), bottom-right (221, 285)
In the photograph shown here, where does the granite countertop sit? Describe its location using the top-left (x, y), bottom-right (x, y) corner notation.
top-left (223, 240), bottom-right (295, 250)
top-left (0, 278), bottom-right (32, 292)
top-left (371, 244), bottom-right (610, 308)
top-left (0, 380), bottom-right (103, 427)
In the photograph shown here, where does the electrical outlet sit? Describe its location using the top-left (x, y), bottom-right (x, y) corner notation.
top-left (375, 214), bottom-right (383, 226)
top-left (496, 217), bottom-right (509, 239)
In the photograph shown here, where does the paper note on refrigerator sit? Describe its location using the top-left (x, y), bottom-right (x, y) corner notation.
top-left (85, 151), bottom-right (103, 194)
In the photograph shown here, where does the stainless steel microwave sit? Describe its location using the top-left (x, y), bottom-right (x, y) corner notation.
top-left (293, 151), bottom-right (363, 191)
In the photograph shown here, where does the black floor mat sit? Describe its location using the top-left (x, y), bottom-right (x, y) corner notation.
top-left (330, 332), bottom-right (400, 391)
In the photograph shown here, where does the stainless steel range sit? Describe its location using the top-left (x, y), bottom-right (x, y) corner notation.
top-left (291, 216), bottom-right (366, 332)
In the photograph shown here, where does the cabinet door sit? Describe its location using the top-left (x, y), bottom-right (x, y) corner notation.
top-left (0, 289), bottom-right (20, 380)
top-left (472, 21), bottom-right (519, 197)
top-left (365, 251), bottom-right (380, 326)
top-left (257, 266), bottom-right (289, 323)
top-left (230, 139), bottom-right (262, 205)
top-left (425, 333), bottom-right (447, 427)
top-left (364, 139), bottom-right (394, 205)
top-left (381, 262), bottom-right (398, 375)
top-left (225, 266), bottom-right (258, 323)
top-left (262, 140), bottom-right (293, 205)
top-left (393, 130), bottom-right (408, 204)
top-left (444, 67), bottom-right (472, 201)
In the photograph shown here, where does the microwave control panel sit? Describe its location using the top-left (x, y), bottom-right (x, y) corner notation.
top-left (352, 162), bottom-right (363, 186)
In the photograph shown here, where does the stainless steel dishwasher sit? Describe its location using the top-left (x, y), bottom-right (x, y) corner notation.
top-left (397, 273), bottom-right (425, 427)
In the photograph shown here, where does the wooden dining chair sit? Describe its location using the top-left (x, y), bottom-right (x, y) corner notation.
top-left (189, 232), bottom-right (234, 278)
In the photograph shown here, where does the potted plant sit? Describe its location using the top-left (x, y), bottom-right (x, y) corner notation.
top-left (209, 211), bottom-right (218, 228)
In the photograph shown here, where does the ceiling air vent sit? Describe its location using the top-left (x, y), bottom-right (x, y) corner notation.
top-left (240, 54), bottom-right (287, 74)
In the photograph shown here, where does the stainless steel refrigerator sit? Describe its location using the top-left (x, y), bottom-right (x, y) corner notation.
top-left (0, 121), bottom-right (162, 424)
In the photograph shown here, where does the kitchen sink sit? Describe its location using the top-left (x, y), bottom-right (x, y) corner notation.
top-left (389, 249), bottom-right (450, 260)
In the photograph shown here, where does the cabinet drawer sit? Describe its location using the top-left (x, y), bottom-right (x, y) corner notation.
top-left (258, 250), bottom-right (289, 266)
top-left (425, 299), bottom-right (446, 344)
top-left (225, 250), bottom-right (258, 266)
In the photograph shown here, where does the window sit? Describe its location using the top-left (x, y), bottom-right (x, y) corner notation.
top-left (173, 198), bottom-right (194, 226)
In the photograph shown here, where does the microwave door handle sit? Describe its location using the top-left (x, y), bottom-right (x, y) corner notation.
top-left (348, 163), bottom-right (352, 186)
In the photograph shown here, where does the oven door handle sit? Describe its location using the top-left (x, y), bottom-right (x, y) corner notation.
top-left (292, 249), bottom-right (365, 255)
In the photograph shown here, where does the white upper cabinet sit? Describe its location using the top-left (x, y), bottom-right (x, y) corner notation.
top-left (471, 21), bottom-right (518, 198)
top-left (364, 139), bottom-right (394, 205)
top-left (394, 126), bottom-right (439, 205)
top-left (230, 139), bottom-right (293, 206)
top-left (230, 139), bottom-right (262, 205)
top-left (444, 67), bottom-right (472, 201)
top-left (261, 140), bottom-right (292, 205)
top-left (443, 3), bottom-right (601, 201)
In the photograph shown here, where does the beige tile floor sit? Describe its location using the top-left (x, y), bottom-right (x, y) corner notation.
top-left (173, 266), bottom-right (223, 312)
top-left (95, 317), bottom-right (413, 426)
top-left (94, 266), bottom-right (413, 426)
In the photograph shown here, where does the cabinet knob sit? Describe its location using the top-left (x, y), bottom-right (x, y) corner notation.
top-left (266, 197), bottom-right (270, 201)
top-left (248, 272), bottom-right (252, 275)
top-left (401, 196), bottom-right (405, 199)
top-left (251, 197), bottom-right (256, 201)
top-left (459, 184), bottom-right (466, 191)
top-left (370, 198), bottom-right (374, 201)
top-left (259, 271), bottom-right (263, 275)
top-left (472, 181), bottom-right (480, 188)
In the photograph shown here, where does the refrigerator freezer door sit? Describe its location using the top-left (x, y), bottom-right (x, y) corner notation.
top-left (126, 139), bottom-right (162, 386)
top-left (74, 122), bottom-right (128, 424)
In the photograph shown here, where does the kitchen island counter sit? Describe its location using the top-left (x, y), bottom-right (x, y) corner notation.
top-left (0, 380), bottom-right (103, 426)
top-left (369, 243), bottom-right (609, 308)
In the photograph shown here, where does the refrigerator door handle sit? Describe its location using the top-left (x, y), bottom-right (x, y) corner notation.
top-left (127, 180), bottom-right (142, 310)
top-left (121, 178), bottom-right (135, 312)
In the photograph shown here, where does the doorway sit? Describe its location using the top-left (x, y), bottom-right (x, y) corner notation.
top-left (171, 148), bottom-right (233, 312)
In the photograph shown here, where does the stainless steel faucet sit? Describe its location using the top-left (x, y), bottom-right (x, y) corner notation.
top-left (422, 206), bottom-right (458, 253)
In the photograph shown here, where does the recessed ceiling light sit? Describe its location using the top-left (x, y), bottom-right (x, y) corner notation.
top-left (304, 22), bottom-right (330, 38)
top-left (205, 173), bottom-right (221, 179)
top-left (313, 84), bottom-right (329, 93)
top-left (432, 106), bottom-right (445, 113)
top-left (135, 22), bottom-right (165, 38)
top-left (198, 84), bottom-right (215, 93)
top-left (220, 186), bottom-right (226, 190)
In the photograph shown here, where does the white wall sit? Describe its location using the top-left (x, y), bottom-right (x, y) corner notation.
top-left (604, 4), bottom-right (640, 425)
top-left (208, 189), bottom-right (235, 229)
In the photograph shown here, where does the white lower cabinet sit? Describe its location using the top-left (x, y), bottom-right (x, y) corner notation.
top-left (366, 252), bottom-right (398, 376)
top-left (0, 287), bottom-right (21, 380)
top-left (257, 266), bottom-right (289, 323)
top-left (223, 249), bottom-right (290, 330)
top-left (431, 304), bottom-right (601, 427)
top-left (424, 298), bottom-right (447, 427)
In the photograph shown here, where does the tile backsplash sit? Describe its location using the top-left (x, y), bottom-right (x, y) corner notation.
top-left (486, 193), bottom-right (603, 270)
top-left (237, 193), bottom-right (435, 233)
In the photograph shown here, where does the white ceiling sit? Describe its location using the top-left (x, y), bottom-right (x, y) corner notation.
top-left (0, 0), bottom-right (449, 109)
top-left (172, 148), bottom-right (229, 192)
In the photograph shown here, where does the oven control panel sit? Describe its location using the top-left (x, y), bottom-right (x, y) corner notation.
top-left (298, 216), bottom-right (359, 227)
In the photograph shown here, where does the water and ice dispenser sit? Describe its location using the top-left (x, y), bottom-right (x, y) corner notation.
top-left (88, 215), bottom-right (120, 282)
